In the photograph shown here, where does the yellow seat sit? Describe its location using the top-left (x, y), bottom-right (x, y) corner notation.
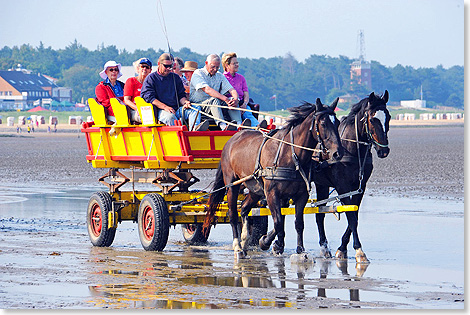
top-left (88, 98), bottom-right (109, 127)
top-left (135, 97), bottom-right (161, 126)
top-left (110, 98), bottom-right (131, 127)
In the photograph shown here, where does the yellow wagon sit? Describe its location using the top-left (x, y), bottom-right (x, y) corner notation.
top-left (82, 97), bottom-right (357, 251)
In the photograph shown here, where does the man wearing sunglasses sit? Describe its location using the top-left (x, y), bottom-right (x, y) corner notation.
top-left (141, 53), bottom-right (208, 131)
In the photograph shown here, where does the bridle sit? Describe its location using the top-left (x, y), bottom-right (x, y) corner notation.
top-left (310, 109), bottom-right (336, 156)
top-left (362, 108), bottom-right (389, 148)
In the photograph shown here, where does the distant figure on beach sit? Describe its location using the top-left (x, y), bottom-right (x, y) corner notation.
top-left (123, 58), bottom-right (153, 124)
top-left (189, 54), bottom-right (243, 131)
top-left (140, 53), bottom-right (208, 131)
top-left (95, 60), bottom-right (125, 124)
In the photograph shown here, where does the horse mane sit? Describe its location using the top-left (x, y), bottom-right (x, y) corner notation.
top-left (343, 97), bottom-right (368, 125)
top-left (284, 101), bottom-right (317, 130)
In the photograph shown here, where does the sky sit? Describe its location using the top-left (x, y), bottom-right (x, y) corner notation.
top-left (1, 0), bottom-right (464, 69)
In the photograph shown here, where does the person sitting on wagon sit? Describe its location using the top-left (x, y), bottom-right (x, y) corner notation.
top-left (123, 58), bottom-right (153, 124)
top-left (140, 53), bottom-right (209, 131)
top-left (173, 57), bottom-right (189, 87)
top-left (180, 61), bottom-right (198, 96)
top-left (189, 54), bottom-right (249, 131)
top-left (95, 60), bottom-right (125, 124)
top-left (222, 52), bottom-right (267, 129)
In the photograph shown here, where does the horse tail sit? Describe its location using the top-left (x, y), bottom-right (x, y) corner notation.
top-left (202, 163), bottom-right (226, 238)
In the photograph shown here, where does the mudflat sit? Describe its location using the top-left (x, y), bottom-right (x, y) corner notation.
top-left (0, 124), bottom-right (464, 309)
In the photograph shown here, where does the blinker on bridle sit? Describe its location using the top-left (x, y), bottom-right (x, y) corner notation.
top-left (361, 106), bottom-right (389, 148)
top-left (310, 110), bottom-right (334, 155)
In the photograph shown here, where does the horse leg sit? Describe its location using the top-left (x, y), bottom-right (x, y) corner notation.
top-left (349, 193), bottom-right (369, 263)
top-left (315, 185), bottom-right (332, 258)
top-left (239, 192), bottom-right (261, 250)
top-left (294, 193), bottom-right (308, 254)
top-left (336, 192), bottom-right (369, 263)
top-left (227, 184), bottom-right (244, 257)
top-left (259, 194), bottom-right (285, 254)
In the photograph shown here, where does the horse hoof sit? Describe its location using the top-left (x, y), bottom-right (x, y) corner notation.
top-left (335, 249), bottom-right (347, 260)
top-left (290, 252), bottom-right (314, 264)
top-left (234, 250), bottom-right (246, 260)
top-left (320, 245), bottom-right (332, 258)
top-left (296, 246), bottom-right (305, 254)
top-left (355, 248), bottom-right (370, 263)
top-left (259, 235), bottom-right (270, 251)
top-left (272, 241), bottom-right (284, 255)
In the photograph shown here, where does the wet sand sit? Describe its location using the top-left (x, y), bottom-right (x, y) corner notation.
top-left (0, 124), bottom-right (464, 309)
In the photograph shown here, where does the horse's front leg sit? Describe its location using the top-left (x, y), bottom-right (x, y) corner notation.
top-left (227, 185), bottom-right (244, 258)
top-left (293, 191), bottom-right (308, 254)
top-left (315, 185), bottom-right (332, 258)
top-left (259, 192), bottom-right (285, 254)
top-left (336, 193), bottom-right (369, 263)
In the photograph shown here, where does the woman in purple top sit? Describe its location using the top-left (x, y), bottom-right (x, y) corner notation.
top-left (222, 52), bottom-right (261, 127)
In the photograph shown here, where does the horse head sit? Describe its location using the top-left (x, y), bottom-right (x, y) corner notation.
top-left (364, 90), bottom-right (391, 158)
top-left (314, 97), bottom-right (344, 161)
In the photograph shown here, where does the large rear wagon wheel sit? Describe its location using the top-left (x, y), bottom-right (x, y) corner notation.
top-left (182, 223), bottom-right (209, 244)
top-left (138, 193), bottom-right (169, 251)
top-left (87, 191), bottom-right (116, 247)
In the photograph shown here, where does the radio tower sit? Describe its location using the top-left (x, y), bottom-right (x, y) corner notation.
top-left (350, 29), bottom-right (371, 89)
top-left (357, 30), bottom-right (366, 61)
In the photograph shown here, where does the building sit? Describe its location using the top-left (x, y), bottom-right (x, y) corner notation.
top-left (350, 59), bottom-right (372, 89)
top-left (0, 68), bottom-right (73, 110)
top-left (400, 99), bottom-right (426, 109)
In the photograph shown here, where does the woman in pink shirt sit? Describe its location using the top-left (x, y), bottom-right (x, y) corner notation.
top-left (222, 52), bottom-right (265, 128)
top-left (123, 58), bottom-right (153, 124)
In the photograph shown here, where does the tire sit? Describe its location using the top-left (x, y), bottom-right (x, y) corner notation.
top-left (182, 223), bottom-right (209, 244)
top-left (87, 191), bottom-right (116, 247)
top-left (249, 216), bottom-right (268, 247)
top-left (138, 193), bottom-right (170, 251)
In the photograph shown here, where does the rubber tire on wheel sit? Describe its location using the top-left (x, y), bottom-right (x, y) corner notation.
top-left (138, 193), bottom-right (170, 251)
top-left (182, 223), bottom-right (209, 244)
top-left (87, 191), bottom-right (116, 247)
top-left (249, 216), bottom-right (268, 247)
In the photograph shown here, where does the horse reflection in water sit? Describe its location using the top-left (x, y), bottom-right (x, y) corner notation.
top-left (203, 99), bottom-right (343, 258)
top-left (311, 91), bottom-right (391, 263)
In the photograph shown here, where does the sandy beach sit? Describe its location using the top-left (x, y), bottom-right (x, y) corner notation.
top-left (0, 122), bottom-right (464, 309)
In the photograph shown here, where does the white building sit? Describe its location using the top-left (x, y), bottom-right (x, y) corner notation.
top-left (400, 99), bottom-right (426, 109)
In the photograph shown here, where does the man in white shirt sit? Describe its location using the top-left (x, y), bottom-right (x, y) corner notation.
top-left (189, 54), bottom-right (241, 130)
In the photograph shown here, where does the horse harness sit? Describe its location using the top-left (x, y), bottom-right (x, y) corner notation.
top-left (311, 106), bottom-right (389, 207)
top-left (252, 111), bottom-right (330, 192)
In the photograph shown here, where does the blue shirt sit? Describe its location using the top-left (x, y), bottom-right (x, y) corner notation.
top-left (140, 72), bottom-right (186, 110)
top-left (104, 77), bottom-right (124, 97)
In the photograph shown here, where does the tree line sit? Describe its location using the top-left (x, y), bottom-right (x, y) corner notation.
top-left (0, 41), bottom-right (463, 110)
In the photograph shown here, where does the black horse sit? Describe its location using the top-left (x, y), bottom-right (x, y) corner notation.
top-left (203, 99), bottom-right (344, 257)
top-left (311, 91), bottom-right (390, 263)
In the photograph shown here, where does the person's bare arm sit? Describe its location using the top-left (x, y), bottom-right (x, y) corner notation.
top-left (123, 96), bottom-right (138, 111)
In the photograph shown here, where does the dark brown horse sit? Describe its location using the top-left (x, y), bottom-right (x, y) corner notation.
top-left (203, 98), bottom-right (344, 257)
top-left (311, 91), bottom-right (390, 263)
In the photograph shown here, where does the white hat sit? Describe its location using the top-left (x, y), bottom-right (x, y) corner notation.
top-left (99, 60), bottom-right (122, 80)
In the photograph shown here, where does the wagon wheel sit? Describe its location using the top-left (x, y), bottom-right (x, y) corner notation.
top-left (138, 193), bottom-right (170, 251)
top-left (248, 216), bottom-right (268, 247)
top-left (87, 191), bottom-right (116, 247)
top-left (182, 223), bottom-right (209, 244)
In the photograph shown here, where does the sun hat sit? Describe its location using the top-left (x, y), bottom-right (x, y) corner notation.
top-left (99, 60), bottom-right (122, 79)
top-left (139, 58), bottom-right (152, 68)
top-left (181, 61), bottom-right (198, 72)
